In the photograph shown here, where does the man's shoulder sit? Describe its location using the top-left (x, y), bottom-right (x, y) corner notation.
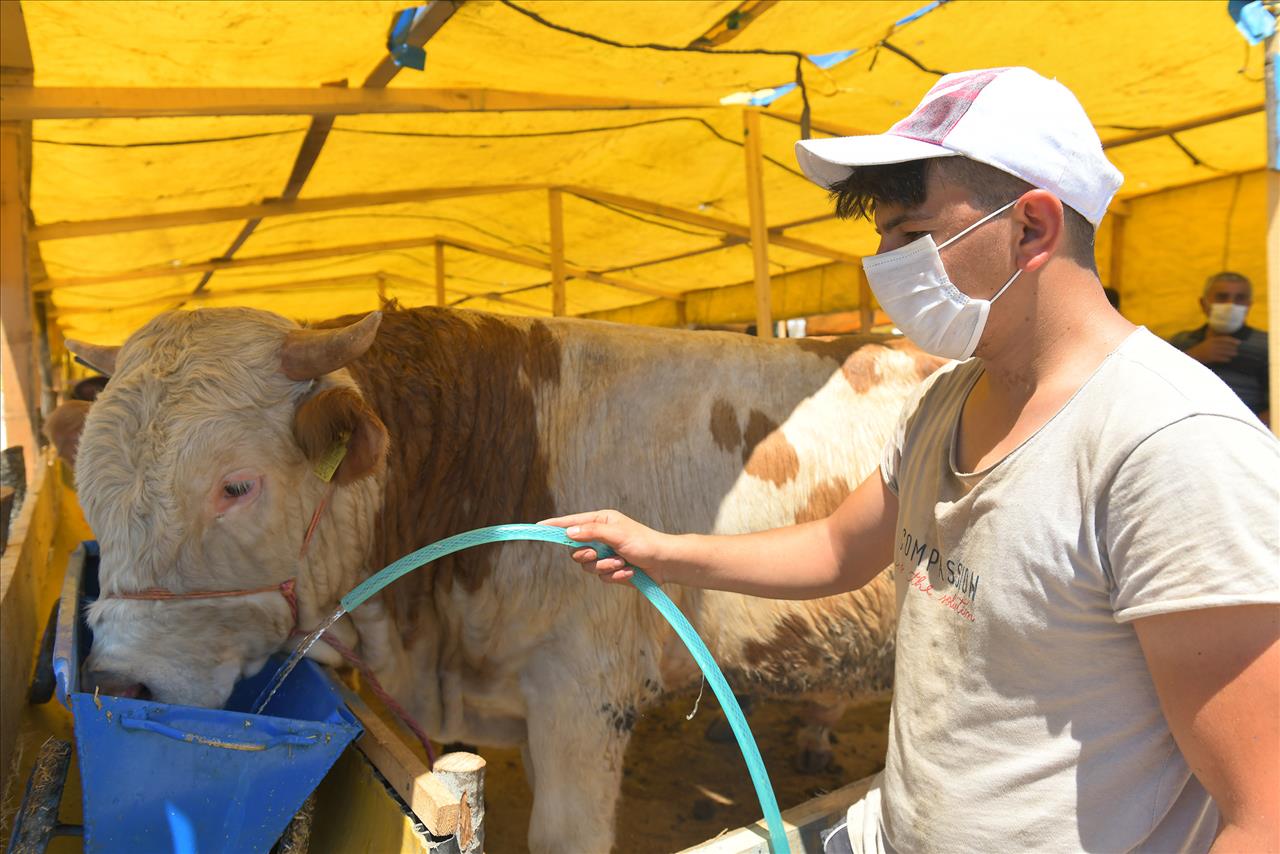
top-left (1106, 328), bottom-right (1260, 425)
top-left (1241, 325), bottom-right (1270, 348)
top-left (1167, 325), bottom-right (1205, 350)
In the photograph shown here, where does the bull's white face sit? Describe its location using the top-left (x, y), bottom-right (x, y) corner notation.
top-left (74, 308), bottom-right (372, 707)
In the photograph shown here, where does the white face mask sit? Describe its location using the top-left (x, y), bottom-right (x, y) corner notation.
top-left (1207, 302), bottom-right (1247, 335)
top-left (862, 200), bottom-right (1022, 360)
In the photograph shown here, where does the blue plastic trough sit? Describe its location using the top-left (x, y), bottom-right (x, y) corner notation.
top-left (53, 542), bottom-right (362, 853)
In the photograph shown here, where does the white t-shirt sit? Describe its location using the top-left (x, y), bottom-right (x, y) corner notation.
top-left (850, 328), bottom-right (1280, 853)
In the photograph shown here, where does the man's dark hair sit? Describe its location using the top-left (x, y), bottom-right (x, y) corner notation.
top-left (829, 157), bottom-right (1098, 270)
top-left (1202, 270), bottom-right (1251, 299)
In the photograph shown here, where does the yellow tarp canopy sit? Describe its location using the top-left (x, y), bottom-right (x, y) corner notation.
top-left (16, 0), bottom-right (1268, 344)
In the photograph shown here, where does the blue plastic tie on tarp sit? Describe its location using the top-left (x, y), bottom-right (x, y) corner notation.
top-left (749, 82), bottom-right (797, 107)
top-left (1228, 0), bottom-right (1277, 44)
top-left (341, 523), bottom-right (791, 853)
top-left (387, 7), bottom-right (427, 70)
top-left (895, 0), bottom-right (944, 28)
top-left (808, 49), bottom-right (858, 70)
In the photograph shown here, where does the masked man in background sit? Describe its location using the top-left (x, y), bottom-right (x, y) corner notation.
top-left (1171, 271), bottom-right (1270, 425)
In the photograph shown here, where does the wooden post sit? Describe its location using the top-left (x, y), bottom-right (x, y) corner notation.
top-left (743, 108), bottom-right (773, 338)
top-left (433, 751), bottom-right (486, 854)
top-left (1267, 31), bottom-right (1279, 438)
top-left (858, 267), bottom-right (874, 333)
top-left (548, 189), bottom-right (567, 316)
top-left (1, 0), bottom-right (37, 461)
top-left (1108, 209), bottom-right (1126, 305)
top-left (434, 242), bottom-right (447, 307)
top-left (375, 272), bottom-right (387, 308)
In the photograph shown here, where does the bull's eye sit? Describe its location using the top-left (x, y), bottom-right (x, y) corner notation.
top-left (223, 481), bottom-right (254, 498)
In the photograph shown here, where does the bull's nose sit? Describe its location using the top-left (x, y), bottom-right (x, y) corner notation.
top-left (85, 670), bottom-right (151, 700)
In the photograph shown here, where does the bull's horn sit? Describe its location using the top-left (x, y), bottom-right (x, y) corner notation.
top-left (280, 311), bottom-right (382, 381)
top-left (65, 339), bottom-right (120, 376)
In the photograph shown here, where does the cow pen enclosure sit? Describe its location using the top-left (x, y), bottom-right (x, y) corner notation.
top-left (1, 1), bottom-right (1276, 852)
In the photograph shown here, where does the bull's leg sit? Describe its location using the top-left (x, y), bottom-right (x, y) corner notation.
top-left (520, 653), bottom-right (631, 854)
top-left (795, 698), bottom-right (848, 773)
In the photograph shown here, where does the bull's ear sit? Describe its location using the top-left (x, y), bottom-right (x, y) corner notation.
top-left (65, 340), bottom-right (120, 376)
top-left (293, 387), bottom-right (387, 485)
top-left (44, 401), bottom-right (94, 469)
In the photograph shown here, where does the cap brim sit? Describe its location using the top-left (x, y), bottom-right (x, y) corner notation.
top-left (795, 134), bottom-right (957, 189)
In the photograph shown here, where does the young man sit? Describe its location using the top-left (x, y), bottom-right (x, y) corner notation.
top-left (1170, 271), bottom-right (1270, 424)
top-left (545, 68), bottom-right (1279, 853)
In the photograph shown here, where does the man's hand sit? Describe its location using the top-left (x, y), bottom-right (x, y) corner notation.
top-left (1186, 332), bottom-right (1240, 365)
top-left (540, 510), bottom-right (672, 584)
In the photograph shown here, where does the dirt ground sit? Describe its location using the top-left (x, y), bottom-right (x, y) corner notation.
top-left (480, 691), bottom-right (891, 853)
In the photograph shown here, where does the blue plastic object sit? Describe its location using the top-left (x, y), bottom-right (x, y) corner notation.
top-left (386, 7), bottom-right (427, 70)
top-left (53, 543), bottom-right (362, 854)
top-left (342, 523), bottom-right (791, 854)
top-left (1228, 0), bottom-right (1277, 45)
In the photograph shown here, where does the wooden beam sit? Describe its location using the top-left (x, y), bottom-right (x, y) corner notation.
top-left (59, 271), bottom-right (483, 315)
top-left (743, 108), bottom-right (772, 338)
top-left (364, 1), bottom-right (462, 88)
top-left (1101, 103), bottom-right (1264, 150)
top-left (1, 1), bottom-right (34, 78)
top-left (434, 242), bottom-right (447, 307)
top-left (564, 186), bottom-right (860, 264)
top-left (31, 184), bottom-right (542, 242)
top-left (548, 189), bottom-right (566, 317)
top-left (35, 235), bottom-right (445, 291)
top-left (688, 0), bottom-right (779, 48)
top-left (441, 236), bottom-right (684, 302)
top-left (1118, 167), bottom-right (1264, 202)
top-left (766, 111), bottom-right (870, 139)
top-left (0, 86), bottom-right (712, 119)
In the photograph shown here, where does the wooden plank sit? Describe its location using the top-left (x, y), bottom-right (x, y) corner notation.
top-left (363, 1), bottom-right (462, 88)
top-left (743, 108), bottom-right (772, 338)
top-left (680, 774), bottom-right (876, 853)
top-left (0, 86), bottom-right (712, 119)
top-left (0, 455), bottom-right (56, 795)
top-left (31, 183), bottom-right (542, 244)
top-left (434, 242), bottom-right (446, 307)
top-left (1101, 103), bottom-right (1264, 150)
top-left (308, 749), bottom-right (433, 853)
top-left (564, 186), bottom-right (860, 264)
top-left (442, 236), bottom-right (684, 302)
top-left (548, 189), bottom-right (566, 317)
top-left (336, 686), bottom-right (463, 838)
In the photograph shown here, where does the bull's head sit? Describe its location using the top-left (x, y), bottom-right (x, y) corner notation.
top-left (59, 308), bottom-right (388, 707)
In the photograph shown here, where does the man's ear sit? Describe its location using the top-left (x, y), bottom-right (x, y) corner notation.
top-left (293, 387), bottom-right (388, 485)
top-left (44, 401), bottom-right (93, 469)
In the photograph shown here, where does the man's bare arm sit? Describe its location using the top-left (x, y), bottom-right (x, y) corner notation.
top-left (1134, 604), bottom-right (1280, 853)
top-left (542, 468), bottom-right (899, 599)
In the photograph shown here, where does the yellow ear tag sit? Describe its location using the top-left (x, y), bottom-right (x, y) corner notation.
top-left (314, 430), bottom-right (351, 483)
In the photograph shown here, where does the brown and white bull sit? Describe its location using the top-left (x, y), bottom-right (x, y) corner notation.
top-left (60, 305), bottom-right (939, 852)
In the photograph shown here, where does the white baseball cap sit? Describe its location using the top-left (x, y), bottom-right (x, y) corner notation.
top-left (794, 67), bottom-right (1123, 226)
